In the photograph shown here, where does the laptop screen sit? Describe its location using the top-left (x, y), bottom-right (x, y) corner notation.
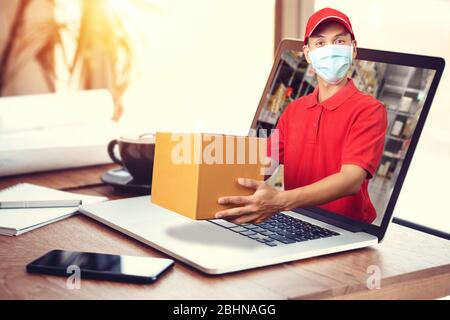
top-left (251, 44), bottom-right (437, 227)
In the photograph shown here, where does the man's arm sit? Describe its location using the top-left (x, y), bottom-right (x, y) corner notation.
top-left (282, 164), bottom-right (367, 210)
top-left (215, 164), bottom-right (367, 224)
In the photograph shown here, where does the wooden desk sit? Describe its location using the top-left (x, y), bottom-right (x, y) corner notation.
top-left (0, 164), bottom-right (449, 300)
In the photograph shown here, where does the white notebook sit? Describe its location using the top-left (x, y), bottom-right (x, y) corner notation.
top-left (0, 183), bottom-right (107, 236)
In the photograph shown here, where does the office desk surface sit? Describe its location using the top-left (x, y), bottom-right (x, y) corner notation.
top-left (0, 164), bottom-right (449, 300)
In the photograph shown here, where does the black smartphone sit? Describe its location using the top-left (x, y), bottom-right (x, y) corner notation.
top-left (26, 249), bottom-right (174, 284)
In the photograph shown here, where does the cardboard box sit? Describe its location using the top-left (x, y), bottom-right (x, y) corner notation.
top-left (151, 132), bottom-right (268, 220)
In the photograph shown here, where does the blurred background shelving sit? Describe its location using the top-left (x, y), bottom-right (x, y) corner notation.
top-left (256, 51), bottom-right (315, 133)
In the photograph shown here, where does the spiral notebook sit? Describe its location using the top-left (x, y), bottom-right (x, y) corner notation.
top-left (0, 183), bottom-right (107, 236)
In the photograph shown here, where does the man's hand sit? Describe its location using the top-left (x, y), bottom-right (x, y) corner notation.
top-left (215, 178), bottom-right (287, 224)
top-left (214, 164), bottom-right (367, 225)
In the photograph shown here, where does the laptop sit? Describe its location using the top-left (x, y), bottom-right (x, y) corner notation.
top-left (80, 39), bottom-right (445, 274)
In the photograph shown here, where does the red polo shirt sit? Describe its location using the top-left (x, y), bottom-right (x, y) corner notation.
top-left (267, 78), bottom-right (387, 223)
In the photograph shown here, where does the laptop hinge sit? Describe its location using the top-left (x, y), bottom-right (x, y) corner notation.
top-left (292, 207), bottom-right (364, 233)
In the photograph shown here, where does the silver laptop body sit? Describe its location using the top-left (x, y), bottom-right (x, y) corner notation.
top-left (80, 196), bottom-right (377, 274)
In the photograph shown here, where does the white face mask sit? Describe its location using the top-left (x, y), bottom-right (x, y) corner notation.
top-left (309, 44), bottom-right (353, 84)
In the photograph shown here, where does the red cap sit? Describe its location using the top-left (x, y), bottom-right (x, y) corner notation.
top-left (304, 7), bottom-right (355, 44)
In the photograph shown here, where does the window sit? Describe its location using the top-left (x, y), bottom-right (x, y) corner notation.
top-left (118, 0), bottom-right (275, 136)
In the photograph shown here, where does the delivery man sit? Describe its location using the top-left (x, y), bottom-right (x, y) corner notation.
top-left (215, 8), bottom-right (387, 224)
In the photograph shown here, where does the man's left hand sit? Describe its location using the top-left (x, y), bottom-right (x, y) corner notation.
top-left (215, 178), bottom-right (288, 224)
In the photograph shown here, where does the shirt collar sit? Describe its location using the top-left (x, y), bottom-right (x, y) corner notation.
top-left (303, 78), bottom-right (358, 111)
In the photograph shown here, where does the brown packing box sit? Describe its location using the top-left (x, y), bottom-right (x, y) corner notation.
top-left (151, 132), bottom-right (268, 220)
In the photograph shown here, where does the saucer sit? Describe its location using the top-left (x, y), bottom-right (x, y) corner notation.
top-left (101, 167), bottom-right (151, 194)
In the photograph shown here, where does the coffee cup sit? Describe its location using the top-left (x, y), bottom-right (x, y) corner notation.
top-left (107, 133), bottom-right (156, 184)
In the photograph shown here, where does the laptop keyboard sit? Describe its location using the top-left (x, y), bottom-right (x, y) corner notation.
top-left (209, 212), bottom-right (340, 247)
